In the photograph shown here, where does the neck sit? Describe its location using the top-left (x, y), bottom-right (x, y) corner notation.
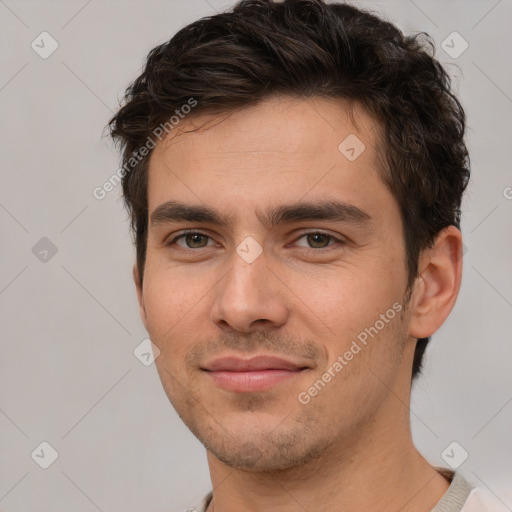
top-left (205, 353), bottom-right (450, 512)
top-left (206, 436), bottom-right (449, 512)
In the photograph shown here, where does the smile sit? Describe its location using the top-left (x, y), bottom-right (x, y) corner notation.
top-left (201, 355), bottom-right (309, 392)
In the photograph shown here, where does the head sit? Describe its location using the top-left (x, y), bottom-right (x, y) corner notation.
top-left (108, 0), bottom-right (469, 471)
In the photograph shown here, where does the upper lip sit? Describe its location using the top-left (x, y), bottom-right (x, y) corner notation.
top-left (202, 355), bottom-right (307, 372)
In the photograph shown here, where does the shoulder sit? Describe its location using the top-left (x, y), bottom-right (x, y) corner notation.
top-left (433, 469), bottom-right (510, 512)
top-left (179, 490), bottom-right (212, 512)
top-left (461, 486), bottom-right (510, 512)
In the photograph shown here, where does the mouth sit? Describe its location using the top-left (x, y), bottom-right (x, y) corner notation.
top-left (201, 355), bottom-right (310, 393)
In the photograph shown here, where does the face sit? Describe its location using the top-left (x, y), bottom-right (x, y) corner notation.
top-left (138, 96), bottom-right (413, 471)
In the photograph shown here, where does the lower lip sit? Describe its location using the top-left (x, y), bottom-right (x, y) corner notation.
top-left (206, 369), bottom-right (304, 392)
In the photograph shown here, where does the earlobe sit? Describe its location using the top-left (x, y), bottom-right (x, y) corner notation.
top-left (408, 226), bottom-right (463, 339)
top-left (133, 264), bottom-right (149, 331)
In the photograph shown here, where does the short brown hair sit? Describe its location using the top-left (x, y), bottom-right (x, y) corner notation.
top-left (108, 0), bottom-right (470, 379)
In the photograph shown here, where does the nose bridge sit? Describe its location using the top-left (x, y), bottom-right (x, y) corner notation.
top-left (210, 240), bottom-right (288, 332)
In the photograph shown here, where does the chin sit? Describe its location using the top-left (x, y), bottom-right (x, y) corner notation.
top-left (200, 420), bottom-right (334, 473)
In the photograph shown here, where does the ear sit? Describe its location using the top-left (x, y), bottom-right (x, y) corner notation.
top-left (133, 263), bottom-right (149, 331)
top-left (408, 226), bottom-right (463, 339)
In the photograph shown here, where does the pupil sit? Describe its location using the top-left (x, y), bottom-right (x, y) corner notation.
top-left (188, 234), bottom-right (205, 248)
top-left (309, 233), bottom-right (328, 248)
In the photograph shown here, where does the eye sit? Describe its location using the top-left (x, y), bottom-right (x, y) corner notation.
top-left (166, 230), bottom-right (346, 252)
top-left (293, 231), bottom-right (345, 250)
top-left (169, 230), bottom-right (215, 249)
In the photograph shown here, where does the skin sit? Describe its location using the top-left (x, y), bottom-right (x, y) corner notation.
top-left (134, 95), bottom-right (463, 511)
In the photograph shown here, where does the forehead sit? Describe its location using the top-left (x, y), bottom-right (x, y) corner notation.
top-left (146, 95), bottom-right (389, 220)
top-left (153, 95), bottom-right (381, 161)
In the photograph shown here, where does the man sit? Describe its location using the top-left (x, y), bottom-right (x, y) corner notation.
top-left (108, 1), bottom-right (497, 510)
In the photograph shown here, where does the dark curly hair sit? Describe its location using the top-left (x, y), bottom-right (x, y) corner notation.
top-left (108, 0), bottom-right (470, 380)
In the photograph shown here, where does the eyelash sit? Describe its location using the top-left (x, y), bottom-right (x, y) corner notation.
top-left (167, 230), bottom-right (346, 252)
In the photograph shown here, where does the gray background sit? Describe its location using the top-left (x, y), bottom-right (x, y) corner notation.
top-left (1, 0), bottom-right (511, 511)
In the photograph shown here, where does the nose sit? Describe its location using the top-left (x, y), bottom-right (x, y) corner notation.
top-left (210, 244), bottom-right (289, 334)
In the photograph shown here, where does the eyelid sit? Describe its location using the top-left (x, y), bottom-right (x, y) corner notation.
top-left (167, 229), bottom-right (217, 248)
top-left (291, 230), bottom-right (347, 248)
top-left (166, 229), bottom-right (347, 250)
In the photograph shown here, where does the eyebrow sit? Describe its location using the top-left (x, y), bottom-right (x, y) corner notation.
top-left (150, 199), bottom-right (372, 229)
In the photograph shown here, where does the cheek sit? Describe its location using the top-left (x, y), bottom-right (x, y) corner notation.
top-left (285, 254), bottom-right (407, 389)
top-left (141, 260), bottom-right (205, 357)
top-left (289, 255), bottom-right (405, 334)
top-left (295, 284), bottom-right (407, 421)
top-left (143, 245), bottom-right (213, 312)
